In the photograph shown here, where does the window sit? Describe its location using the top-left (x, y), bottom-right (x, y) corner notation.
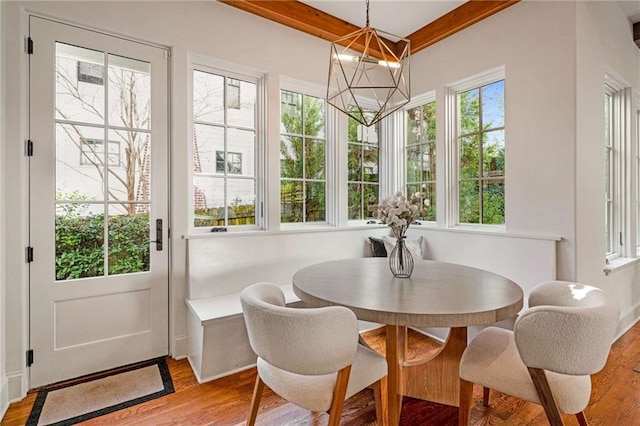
top-left (456, 78), bottom-right (505, 225)
top-left (406, 100), bottom-right (436, 221)
top-left (604, 76), bottom-right (631, 260)
top-left (77, 61), bottom-right (104, 85)
top-left (348, 110), bottom-right (379, 220)
top-left (227, 78), bottom-right (241, 110)
top-left (280, 89), bottom-right (326, 223)
top-left (192, 68), bottom-right (258, 229)
top-left (80, 138), bottom-right (120, 167)
top-left (216, 151), bottom-right (242, 174)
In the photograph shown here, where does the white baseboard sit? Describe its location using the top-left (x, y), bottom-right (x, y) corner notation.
top-left (7, 370), bottom-right (26, 403)
top-left (173, 334), bottom-right (188, 360)
top-left (616, 303), bottom-right (640, 341)
top-left (0, 374), bottom-right (8, 422)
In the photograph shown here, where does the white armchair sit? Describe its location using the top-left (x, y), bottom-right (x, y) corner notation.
top-left (459, 280), bottom-right (619, 426)
top-left (240, 282), bottom-right (388, 426)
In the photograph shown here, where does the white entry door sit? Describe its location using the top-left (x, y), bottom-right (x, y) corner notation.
top-left (28, 16), bottom-right (169, 387)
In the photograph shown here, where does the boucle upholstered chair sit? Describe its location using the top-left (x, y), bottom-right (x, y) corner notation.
top-left (459, 280), bottom-right (619, 426)
top-left (240, 282), bottom-right (389, 426)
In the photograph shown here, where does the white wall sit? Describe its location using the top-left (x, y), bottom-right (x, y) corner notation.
top-left (2, 0), bottom-right (639, 401)
top-left (0, 0), bottom-right (8, 418)
top-left (575, 1), bottom-right (640, 333)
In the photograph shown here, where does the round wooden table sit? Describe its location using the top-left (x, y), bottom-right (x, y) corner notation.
top-left (293, 258), bottom-right (524, 425)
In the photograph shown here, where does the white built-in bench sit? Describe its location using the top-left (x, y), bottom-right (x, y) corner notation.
top-left (185, 228), bottom-right (389, 383)
top-left (184, 227), bottom-right (558, 383)
top-left (186, 284), bottom-right (305, 384)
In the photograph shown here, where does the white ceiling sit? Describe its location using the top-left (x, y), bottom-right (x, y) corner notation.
top-left (303, 1), bottom-right (466, 37)
top-left (303, 1), bottom-right (640, 38)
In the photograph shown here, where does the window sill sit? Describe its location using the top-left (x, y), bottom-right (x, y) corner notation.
top-left (604, 257), bottom-right (640, 275)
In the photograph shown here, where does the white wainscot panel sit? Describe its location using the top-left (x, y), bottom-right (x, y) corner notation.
top-left (55, 289), bottom-right (151, 349)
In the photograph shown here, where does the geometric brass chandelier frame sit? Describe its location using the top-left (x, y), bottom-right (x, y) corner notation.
top-left (327, 0), bottom-right (410, 127)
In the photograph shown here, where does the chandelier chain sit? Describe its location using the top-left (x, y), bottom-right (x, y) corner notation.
top-left (365, 0), bottom-right (370, 27)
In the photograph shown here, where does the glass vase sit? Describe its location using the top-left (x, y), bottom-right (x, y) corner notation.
top-left (389, 236), bottom-right (414, 278)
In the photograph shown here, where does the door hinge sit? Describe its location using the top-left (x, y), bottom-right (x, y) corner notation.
top-left (26, 246), bottom-right (33, 263)
top-left (26, 139), bottom-right (33, 157)
top-left (27, 349), bottom-right (34, 367)
top-left (27, 37), bottom-right (33, 55)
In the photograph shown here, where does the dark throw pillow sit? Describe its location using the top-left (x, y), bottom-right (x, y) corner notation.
top-left (368, 237), bottom-right (388, 257)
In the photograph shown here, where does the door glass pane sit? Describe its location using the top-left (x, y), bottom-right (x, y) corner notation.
top-left (108, 55), bottom-right (150, 130)
top-left (108, 204), bottom-right (150, 275)
top-left (55, 203), bottom-right (104, 281)
top-left (56, 43), bottom-right (105, 125)
top-left (56, 123), bottom-right (107, 201)
top-left (107, 130), bottom-right (150, 202)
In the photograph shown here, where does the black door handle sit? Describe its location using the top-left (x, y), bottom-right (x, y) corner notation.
top-left (149, 219), bottom-right (163, 251)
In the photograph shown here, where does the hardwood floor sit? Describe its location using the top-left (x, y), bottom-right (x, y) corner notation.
top-left (2, 322), bottom-right (640, 425)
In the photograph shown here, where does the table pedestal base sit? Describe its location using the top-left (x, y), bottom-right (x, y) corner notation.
top-left (385, 326), bottom-right (469, 425)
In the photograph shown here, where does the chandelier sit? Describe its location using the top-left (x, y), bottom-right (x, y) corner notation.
top-left (327, 0), bottom-right (410, 127)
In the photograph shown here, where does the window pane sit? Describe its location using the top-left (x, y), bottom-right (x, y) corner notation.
top-left (483, 180), bottom-right (505, 224)
top-left (281, 180), bottom-right (303, 223)
top-left (193, 124), bottom-right (223, 174)
top-left (482, 80), bottom-right (504, 130)
top-left (363, 184), bottom-right (378, 219)
top-left (306, 181), bottom-right (325, 222)
top-left (406, 106), bottom-right (421, 146)
top-left (304, 95), bottom-right (325, 138)
top-left (422, 182), bottom-right (436, 221)
top-left (348, 144), bottom-right (362, 181)
top-left (281, 90), bottom-right (302, 134)
top-left (483, 130), bottom-right (505, 177)
top-left (363, 146), bottom-right (379, 183)
top-left (423, 102), bottom-right (436, 140)
top-left (228, 179), bottom-right (255, 225)
top-left (193, 71), bottom-right (224, 124)
top-left (305, 139), bottom-right (325, 180)
top-left (108, 54), bottom-right (151, 130)
top-left (406, 145), bottom-right (421, 183)
top-left (227, 79), bottom-right (256, 128)
top-left (280, 136), bottom-right (303, 179)
top-left (348, 183), bottom-right (362, 220)
top-left (108, 204), bottom-right (150, 276)
top-left (459, 88), bottom-right (479, 135)
top-left (459, 180), bottom-right (480, 224)
top-left (459, 135), bottom-right (480, 179)
top-left (55, 203), bottom-right (104, 281)
top-left (422, 142), bottom-right (435, 182)
top-left (193, 176), bottom-right (225, 227)
top-left (56, 43), bottom-right (105, 125)
top-left (228, 128), bottom-right (255, 177)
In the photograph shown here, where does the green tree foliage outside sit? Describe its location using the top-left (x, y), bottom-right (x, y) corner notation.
top-left (458, 80), bottom-right (505, 224)
top-left (56, 211), bottom-right (150, 280)
top-left (280, 91), bottom-right (326, 223)
top-left (347, 110), bottom-right (379, 220)
top-left (406, 101), bottom-right (436, 221)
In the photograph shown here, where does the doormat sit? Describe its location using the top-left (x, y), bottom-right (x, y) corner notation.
top-left (26, 357), bottom-right (174, 426)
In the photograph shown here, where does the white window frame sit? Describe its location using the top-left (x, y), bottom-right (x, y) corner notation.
top-left (604, 73), bottom-right (632, 262)
top-left (403, 91), bottom-right (436, 225)
top-left (445, 66), bottom-right (506, 230)
top-left (188, 55), bottom-right (266, 233)
top-left (636, 94), bottom-right (640, 256)
top-left (279, 77), bottom-right (336, 228)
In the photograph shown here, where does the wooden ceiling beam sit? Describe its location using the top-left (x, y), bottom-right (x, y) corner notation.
top-left (407, 0), bottom-right (520, 55)
top-left (219, 0), bottom-right (520, 59)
